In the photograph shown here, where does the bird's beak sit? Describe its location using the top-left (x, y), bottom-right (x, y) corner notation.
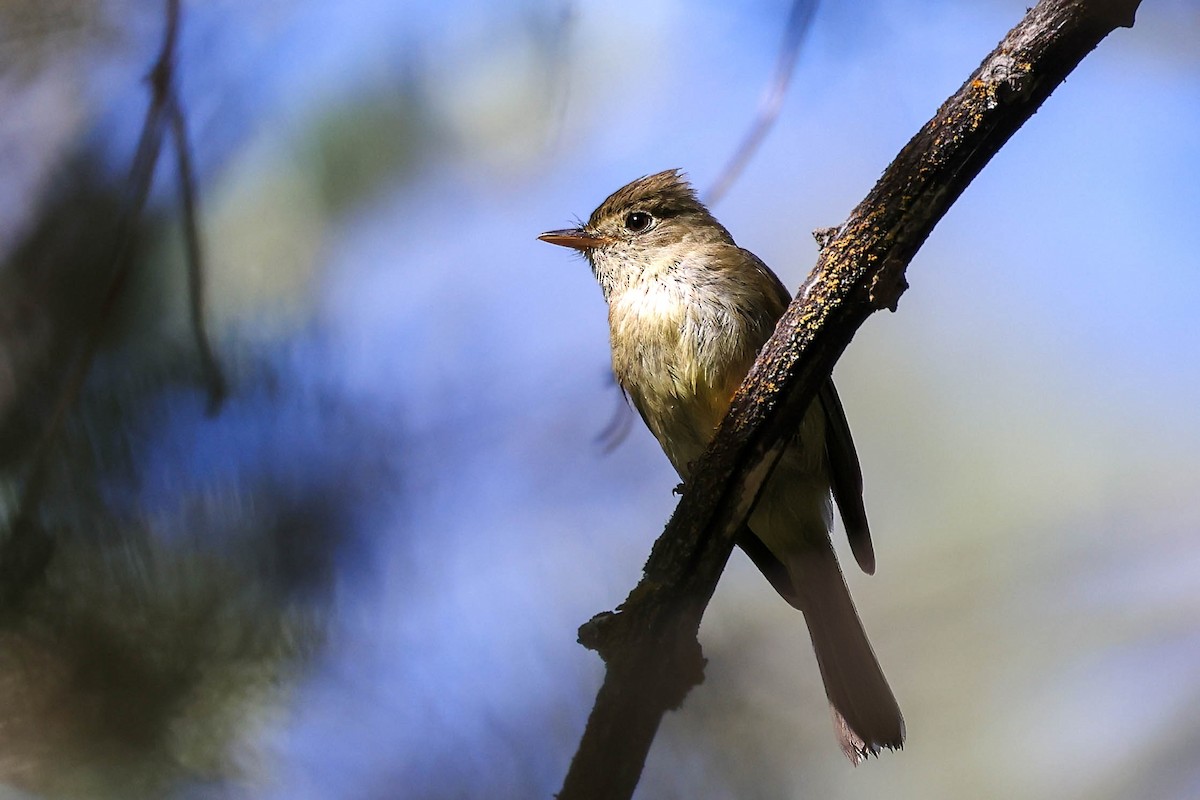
top-left (538, 228), bottom-right (608, 251)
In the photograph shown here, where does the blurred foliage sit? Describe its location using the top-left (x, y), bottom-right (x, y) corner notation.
top-left (0, 0), bottom-right (104, 73)
top-left (303, 79), bottom-right (429, 215)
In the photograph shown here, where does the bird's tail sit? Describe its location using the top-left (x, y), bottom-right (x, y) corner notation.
top-left (787, 542), bottom-right (905, 763)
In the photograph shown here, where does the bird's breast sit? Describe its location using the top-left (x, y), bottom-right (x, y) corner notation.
top-left (606, 275), bottom-right (764, 475)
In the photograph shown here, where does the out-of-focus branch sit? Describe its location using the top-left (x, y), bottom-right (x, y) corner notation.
top-left (556, 1), bottom-right (1142, 798)
top-left (705, 0), bottom-right (818, 206)
top-left (1, 0), bottom-right (224, 607)
top-left (168, 96), bottom-right (227, 414)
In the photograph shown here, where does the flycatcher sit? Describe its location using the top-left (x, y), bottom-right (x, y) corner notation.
top-left (539, 169), bottom-right (903, 762)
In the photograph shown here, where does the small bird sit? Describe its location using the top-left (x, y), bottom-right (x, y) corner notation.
top-left (539, 170), bottom-right (903, 763)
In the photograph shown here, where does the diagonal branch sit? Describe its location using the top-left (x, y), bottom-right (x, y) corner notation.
top-left (556, 1), bottom-right (1142, 798)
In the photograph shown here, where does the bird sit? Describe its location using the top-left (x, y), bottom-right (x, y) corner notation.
top-left (538, 169), bottom-right (904, 763)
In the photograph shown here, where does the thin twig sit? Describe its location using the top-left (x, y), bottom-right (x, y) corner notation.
top-left (705, 0), bottom-right (818, 206)
top-left (168, 95), bottom-right (227, 414)
top-left (595, 380), bottom-right (635, 455)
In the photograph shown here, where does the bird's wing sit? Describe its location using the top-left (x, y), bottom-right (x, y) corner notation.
top-left (735, 526), bottom-right (803, 610)
top-left (739, 246), bottom-right (876, 574)
top-left (819, 380), bottom-right (875, 574)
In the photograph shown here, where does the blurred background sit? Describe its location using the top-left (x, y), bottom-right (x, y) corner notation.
top-left (0, 0), bottom-right (1198, 798)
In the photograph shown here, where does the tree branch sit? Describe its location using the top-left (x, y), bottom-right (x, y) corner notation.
top-left (556, 1), bottom-right (1141, 798)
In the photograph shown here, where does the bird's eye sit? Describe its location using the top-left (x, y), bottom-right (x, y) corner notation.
top-left (624, 211), bottom-right (653, 233)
